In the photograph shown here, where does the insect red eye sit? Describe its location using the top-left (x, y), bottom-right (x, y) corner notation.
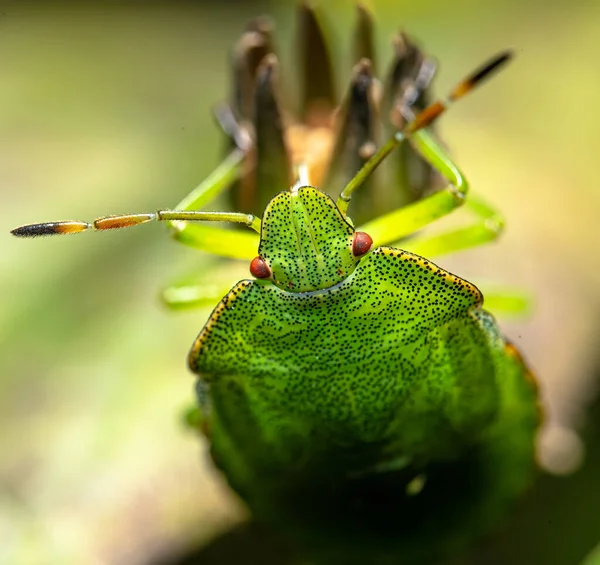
top-left (250, 256), bottom-right (272, 279)
top-left (352, 232), bottom-right (373, 257)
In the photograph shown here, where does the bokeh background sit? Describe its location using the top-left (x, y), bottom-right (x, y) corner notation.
top-left (1, 0), bottom-right (599, 564)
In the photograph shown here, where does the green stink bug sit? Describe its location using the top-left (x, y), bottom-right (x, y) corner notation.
top-left (11, 51), bottom-right (540, 564)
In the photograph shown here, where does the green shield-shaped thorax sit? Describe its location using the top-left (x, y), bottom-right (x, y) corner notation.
top-left (259, 186), bottom-right (356, 292)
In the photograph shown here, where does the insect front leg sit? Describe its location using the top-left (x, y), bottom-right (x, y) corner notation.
top-left (161, 263), bottom-right (247, 310)
top-left (398, 193), bottom-right (505, 258)
top-left (355, 130), bottom-right (529, 316)
top-left (162, 279), bottom-right (241, 310)
top-left (161, 211), bottom-right (259, 310)
top-left (468, 281), bottom-right (531, 317)
top-left (169, 221), bottom-right (259, 260)
top-left (165, 147), bottom-right (259, 259)
top-left (336, 51), bottom-right (512, 244)
top-left (162, 153), bottom-right (260, 309)
top-left (160, 140), bottom-right (259, 310)
top-left (396, 200), bottom-right (534, 316)
top-left (356, 128), bottom-right (471, 245)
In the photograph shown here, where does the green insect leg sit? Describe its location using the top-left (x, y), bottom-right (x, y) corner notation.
top-left (471, 281), bottom-right (532, 317)
top-left (170, 222), bottom-right (259, 260)
top-left (162, 277), bottom-right (241, 310)
top-left (388, 189), bottom-right (531, 316)
top-left (181, 379), bottom-right (212, 436)
top-left (398, 194), bottom-right (504, 257)
top-left (357, 128), bottom-right (470, 245)
top-left (159, 148), bottom-right (263, 308)
top-left (173, 149), bottom-right (244, 212)
top-left (181, 405), bottom-right (204, 432)
top-left (167, 148), bottom-right (260, 259)
top-left (354, 131), bottom-right (531, 317)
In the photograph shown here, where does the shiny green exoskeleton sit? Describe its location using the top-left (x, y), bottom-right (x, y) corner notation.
top-left (189, 185), bottom-right (539, 564)
top-left (11, 51), bottom-right (540, 564)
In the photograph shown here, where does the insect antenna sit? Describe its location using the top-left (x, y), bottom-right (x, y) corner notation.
top-left (11, 104), bottom-right (262, 239)
top-left (337, 50), bottom-right (513, 213)
top-left (10, 210), bottom-right (262, 238)
top-left (406, 51), bottom-right (512, 133)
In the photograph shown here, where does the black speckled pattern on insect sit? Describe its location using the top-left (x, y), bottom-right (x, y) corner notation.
top-left (258, 187), bottom-right (356, 292)
top-left (189, 246), bottom-right (506, 477)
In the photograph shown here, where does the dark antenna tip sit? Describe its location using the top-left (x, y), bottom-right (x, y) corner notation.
top-left (470, 49), bottom-right (513, 84)
top-left (449, 50), bottom-right (514, 101)
top-left (11, 223), bottom-right (57, 237)
top-left (11, 221), bottom-right (90, 237)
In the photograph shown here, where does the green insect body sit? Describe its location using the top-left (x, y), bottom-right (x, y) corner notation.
top-left (11, 47), bottom-right (540, 565)
top-left (189, 186), bottom-right (539, 564)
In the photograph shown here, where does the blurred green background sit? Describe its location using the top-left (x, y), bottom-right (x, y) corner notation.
top-left (1, 1), bottom-right (599, 564)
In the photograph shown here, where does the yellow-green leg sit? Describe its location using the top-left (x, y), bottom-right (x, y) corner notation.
top-left (162, 278), bottom-right (240, 310)
top-left (356, 129), bottom-right (469, 245)
top-left (161, 147), bottom-right (261, 309)
top-left (166, 148), bottom-right (260, 259)
top-left (398, 194), bottom-right (504, 258)
top-left (473, 282), bottom-right (532, 317)
top-left (351, 130), bottom-right (528, 316)
top-left (161, 258), bottom-right (248, 311)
